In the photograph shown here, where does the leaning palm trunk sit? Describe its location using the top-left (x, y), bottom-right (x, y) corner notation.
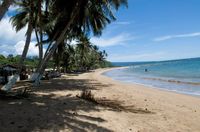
top-left (1, 23), bottom-right (33, 91)
top-left (38, 32), bottom-right (43, 64)
top-left (37, 0), bottom-right (43, 66)
top-left (32, 2), bottom-right (81, 85)
top-left (35, 29), bottom-right (43, 65)
top-left (0, 0), bottom-right (14, 21)
top-left (31, 40), bottom-right (61, 85)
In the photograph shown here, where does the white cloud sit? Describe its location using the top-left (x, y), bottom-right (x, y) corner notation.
top-left (0, 16), bottom-right (38, 56)
top-left (15, 41), bottom-right (46, 56)
top-left (0, 41), bottom-right (46, 56)
top-left (91, 33), bottom-right (135, 47)
top-left (0, 17), bottom-right (27, 44)
top-left (153, 32), bottom-right (200, 42)
top-left (0, 44), bottom-right (16, 55)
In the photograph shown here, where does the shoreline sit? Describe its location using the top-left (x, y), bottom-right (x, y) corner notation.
top-left (90, 68), bottom-right (200, 131)
top-left (101, 67), bottom-right (200, 98)
top-left (0, 67), bottom-right (200, 131)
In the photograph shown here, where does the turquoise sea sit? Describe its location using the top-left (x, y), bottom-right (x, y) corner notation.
top-left (104, 58), bottom-right (200, 96)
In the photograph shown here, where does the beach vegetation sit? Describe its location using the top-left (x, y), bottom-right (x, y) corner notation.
top-left (1, 0), bottom-right (127, 91)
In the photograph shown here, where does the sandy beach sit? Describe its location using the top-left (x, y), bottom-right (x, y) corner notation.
top-left (0, 67), bottom-right (200, 132)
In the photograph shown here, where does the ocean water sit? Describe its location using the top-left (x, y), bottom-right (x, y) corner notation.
top-left (104, 58), bottom-right (200, 97)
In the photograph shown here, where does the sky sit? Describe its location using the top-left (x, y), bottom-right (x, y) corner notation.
top-left (0, 0), bottom-right (200, 62)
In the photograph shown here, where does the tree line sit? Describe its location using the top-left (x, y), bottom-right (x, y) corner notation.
top-left (0, 39), bottom-right (112, 72)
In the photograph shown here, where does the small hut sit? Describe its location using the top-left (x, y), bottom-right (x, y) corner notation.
top-left (0, 65), bottom-right (18, 84)
top-left (0, 64), bottom-right (29, 84)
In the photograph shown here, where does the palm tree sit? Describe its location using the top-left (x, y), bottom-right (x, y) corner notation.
top-left (34, 0), bottom-right (43, 65)
top-left (0, 0), bottom-right (14, 21)
top-left (61, 44), bottom-right (76, 72)
top-left (33, 0), bottom-right (127, 85)
top-left (76, 34), bottom-right (93, 71)
top-left (59, 37), bottom-right (108, 72)
top-left (52, 41), bottom-right (66, 72)
top-left (1, 0), bottom-right (37, 91)
top-left (86, 45), bottom-right (108, 69)
top-left (30, 0), bottom-right (127, 84)
top-left (87, 45), bottom-right (100, 69)
top-left (32, 1), bottom-right (83, 84)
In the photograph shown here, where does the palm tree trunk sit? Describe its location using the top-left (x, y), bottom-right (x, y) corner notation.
top-left (39, 32), bottom-right (43, 63)
top-left (35, 29), bottom-right (43, 66)
top-left (32, 2), bottom-right (81, 85)
top-left (0, 0), bottom-right (13, 21)
top-left (38, 0), bottom-right (43, 65)
top-left (1, 22), bottom-right (33, 91)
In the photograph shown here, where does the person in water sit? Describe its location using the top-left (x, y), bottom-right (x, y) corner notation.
top-left (145, 69), bottom-right (148, 72)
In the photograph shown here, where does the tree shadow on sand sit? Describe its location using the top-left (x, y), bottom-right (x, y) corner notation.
top-left (0, 93), bottom-right (112, 132)
top-left (0, 77), bottom-right (154, 131)
top-left (29, 77), bottom-right (113, 94)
